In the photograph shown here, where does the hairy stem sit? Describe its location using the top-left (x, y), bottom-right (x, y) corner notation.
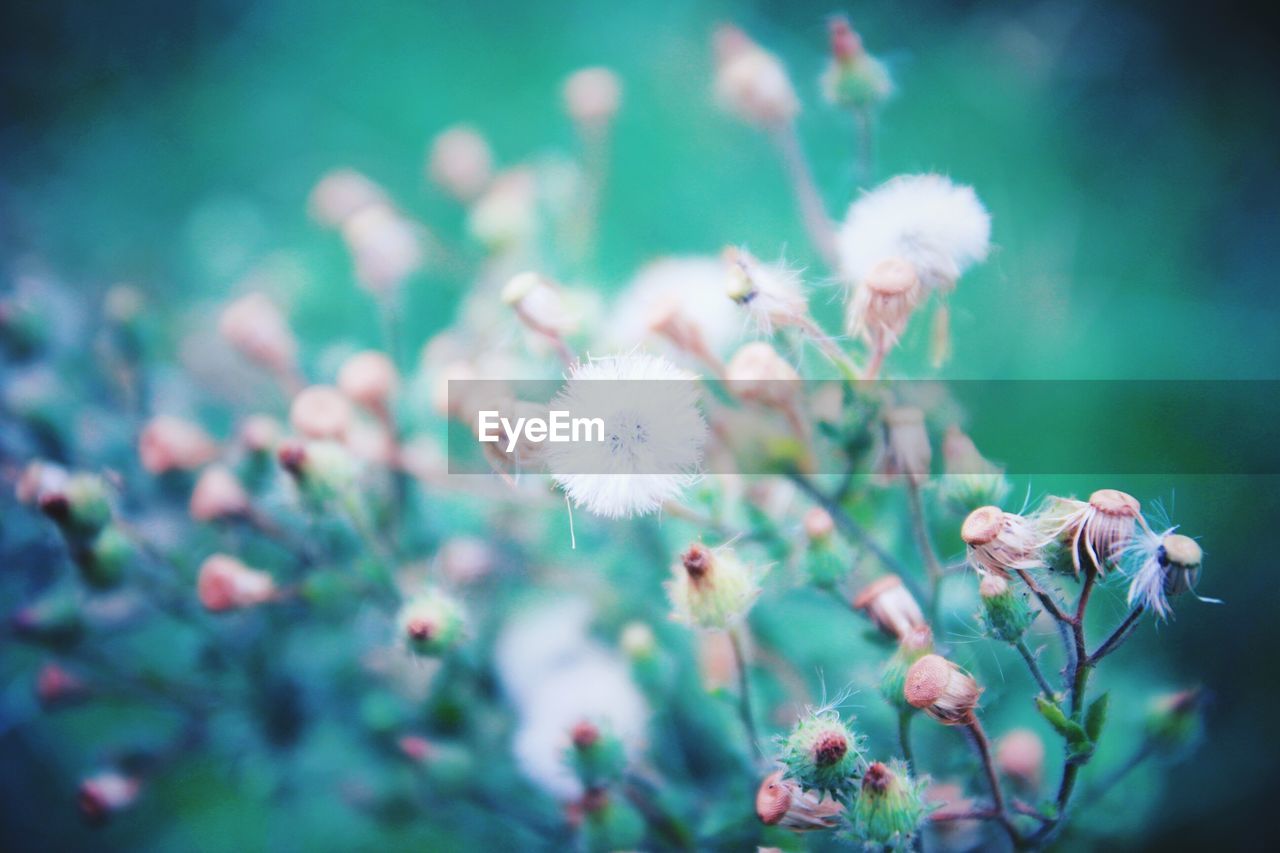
top-left (1088, 605), bottom-right (1145, 666)
top-left (771, 123), bottom-right (839, 271)
top-left (898, 710), bottom-right (916, 771)
top-left (963, 720), bottom-right (1022, 846)
top-left (1014, 639), bottom-right (1057, 701)
top-left (728, 625), bottom-right (764, 760)
top-left (904, 479), bottom-right (945, 623)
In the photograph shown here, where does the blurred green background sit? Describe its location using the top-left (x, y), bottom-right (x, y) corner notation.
top-left (3, 0), bottom-right (1278, 849)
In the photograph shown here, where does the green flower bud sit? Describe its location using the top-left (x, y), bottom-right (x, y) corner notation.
top-left (581, 789), bottom-right (645, 853)
top-left (396, 590), bottom-right (466, 657)
top-left (777, 710), bottom-right (866, 800)
top-left (978, 574), bottom-right (1035, 643)
top-left (1144, 688), bottom-right (1206, 759)
top-left (279, 439), bottom-right (359, 506)
top-left (566, 720), bottom-right (628, 788)
top-left (12, 589), bottom-right (83, 648)
top-left (939, 426), bottom-right (1009, 515)
top-left (83, 524), bottom-right (134, 589)
top-left (41, 473), bottom-right (112, 537)
top-left (880, 626), bottom-right (934, 713)
top-left (849, 760), bottom-right (928, 849)
top-left (821, 18), bottom-right (893, 111)
top-left (665, 543), bottom-right (761, 630)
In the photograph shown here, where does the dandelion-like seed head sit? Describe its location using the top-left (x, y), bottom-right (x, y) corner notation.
top-left (904, 654), bottom-right (982, 726)
top-left (1125, 527), bottom-right (1211, 621)
top-left (837, 174), bottom-right (991, 294)
top-left (1039, 489), bottom-right (1144, 577)
top-left (723, 246), bottom-right (810, 333)
top-left (545, 353), bottom-right (706, 519)
top-left (845, 257), bottom-right (922, 350)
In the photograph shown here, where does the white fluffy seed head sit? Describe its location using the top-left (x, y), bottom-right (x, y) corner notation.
top-left (543, 353), bottom-right (707, 519)
top-left (838, 174), bottom-right (990, 293)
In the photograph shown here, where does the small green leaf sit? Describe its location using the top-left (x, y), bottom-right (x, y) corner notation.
top-left (1036, 696), bottom-right (1090, 745)
top-left (1085, 693), bottom-right (1110, 743)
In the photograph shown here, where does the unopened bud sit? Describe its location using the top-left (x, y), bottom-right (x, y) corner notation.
top-left (713, 25), bottom-right (800, 127)
top-left (995, 728), bottom-right (1044, 791)
top-left (619, 621), bottom-right (656, 660)
top-left (397, 590), bottom-right (466, 657)
top-left (904, 654), bottom-right (982, 726)
top-left (778, 711), bottom-right (865, 798)
top-left (820, 17), bottom-right (892, 110)
top-left (78, 771), bottom-right (140, 824)
top-left (567, 720), bottom-right (627, 788)
top-left (11, 590), bottom-right (83, 647)
top-left (427, 125), bottom-right (493, 202)
top-left (940, 426), bottom-right (1009, 514)
top-left (197, 554), bottom-right (277, 612)
top-left (139, 416), bottom-right (218, 475)
top-left (882, 407), bottom-right (931, 484)
top-left (189, 465), bottom-right (250, 522)
top-left (880, 625), bottom-right (934, 712)
top-left (309, 168), bottom-right (389, 228)
top-left (978, 573), bottom-right (1034, 644)
top-left (851, 760), bottom-right (928, 848)
top-left (337, 350), bottom-right (399, 414)
top-left (563, 67), bottom-right (622, 130)
top-left (1145, 687), bottom-right (1206, 757)
top-left (665, 543), bottom-right (762, 629)
top-left (37, 662), bottom-right (89, 708)
top-left (290, 385), bottom-right (353, 441)
top-left (218, 292), bottom-right (298, 376)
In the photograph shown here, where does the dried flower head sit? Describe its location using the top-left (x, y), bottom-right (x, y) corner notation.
top-left (218, 292), bottom-right (298, 376)
top-left (397, 590), bottom-right (466, 657)
top-left (665, 542), bottom-right (762, 629)
top-left (197, 554), bottom-right (277, 612)
top-left (428, 124), bottom-right (493, 202)
top-left (712, 25), bottom-right (799, 127)
top-left (139, 416), bottom-right (219, 474)
top-left (776, 708), bottom-right (866, 799)
top-left (904, 654), bottom-right (982, 725)
top-left (853, 575), bottom-right (927, 641)
top-left (995, 728), bottom-right (1044, 790)
top-left (1038, 489), bottom-right (1147, 576)
top-left (754, 769), bottom-right (843, 830)
top-left (337, 350), bottom-right (398, 414)
top-left (725, 341), bottom-right (801, 409)
top-left (503, 271), bottom-right (579, 337)
top-left (563, 67), bottom-right (622, 130)
top-left (837, 174), bottom-right (990, 294)
top-left (850, 760), bottom-right (928, 849)
top-left (939, 425), bottom-right (1009, 513)
top-left (290, 385), bottom-right (354, 441)
top-left (880, 625), bottom-right (935, 712)
top-left (543, 353), bottom-right (707, 519)
top-left (845, 256), bottom-right (921, 356)
top-left (189, 464), bottom-right (250, 522)
top-left (1124, 527), bottom-right (1217, 621)
top-left (962, 506), bottom-right (1045, 578)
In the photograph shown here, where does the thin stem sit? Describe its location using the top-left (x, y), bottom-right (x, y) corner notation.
top-left (904, 479), bottom-right (944, 623)
top-left (963, 720), bottom-right (1022, 846)
top-left (852, 106), bottom-right (875, 187)
top-left (1087, 605), bottom-right (1145, 666)
top-left (1068, 569), bottom-right (1097, 716)
top-left (1014, 639), bottom-right (1057, 701)
top-left (728, 625), bottom-right (764, 760)
top-left (898, 710), bottom-right (915, 771)
top-left (786, 471), bottom-right (909, 583)
top-left (1013, 569), bottom-right (1073, 625)
top-left (1078, 743), bottom-right (1153, 809)
top-left (771, 123), bottom-right (839, 271)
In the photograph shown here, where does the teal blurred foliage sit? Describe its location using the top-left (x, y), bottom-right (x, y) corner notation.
top-left (2, 0), bottom-right (1279, 850)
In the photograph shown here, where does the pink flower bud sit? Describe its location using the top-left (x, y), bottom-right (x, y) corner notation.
top-left (428, 125), bottom-right (493, 202)
top-left (337, 350), bottom-right (398, 413)
top-left (904, 654), bottom-right (983, 726)
top-left (995, 728), bottom-right (1044, 790)
top-left (139, 416), bottom-right (218, 474)
top-left (803, 507), bottom-right (835, 541)
top-left (239, 415), bottom-right (282, 453)
top-left (853, 574), bottom-right (927, 640)
top-left (397, 734), bottom-right (435, 764)
top-left (218, 292), bottom-right (297, 376)
top-left (341, 206), bottom-right (424, 295)
top-left (290, 385), bottom-right (353, 441)
top-left (197, 554), bottom-right (277, 612)
top-left (189, 465), bottom-right (250, 522)
top-left (15, 460), bottom-right (68, 505)
top-left (308, 168), bottom-right (388, 228)
top-left (563, 67), bottom-right (622, 129)
top-left (437, 536), bottom-right (496, 585)
top-left (712, 25), bottom-right (799, 127)
top-left (78, 772), bottom-right (139, 824)
top-left (37, 662), bottom-right (88, 707)
top-left (725, 342), bottom-right (801, 407)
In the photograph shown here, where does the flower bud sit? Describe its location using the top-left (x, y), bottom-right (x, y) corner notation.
top-left (197, 554), bottom-right (277, 612)
top-left (978, 573), bottom-right (1034, 644)
top-left (1145, 687), bottom-right (1206, 758)
top-left (853, 575), bottom-right (927, 641)
top-left (777, 710), bottom-right (865, 799)
top-left (665, 543), bottom-right (762, 629)
top-left (995, 728), bottom-right (1044, 791)
top-left (939, 426), bottom-right (1009, 514)
top-left (341, 205), bottom-right (424, 295)
top-left (240, 415), bottom-right (282, 454)
top-left (16, 460), bottom-right (68, 506)
top-left (189, 465), bottom-right (250, 522)
top-left (851, 760), bottom-right (928, 848)
top-left (337, 350), bottom-right (399, 414)
top-left (820, 17), bottom-right (892, 110)
top-left (725, 342), bottom-right (801, 409)
top-left (41, 473), bottom-right (112, 537)
top-left (962, 506), bottom-right (1045, 579)
top-left (881, 406), bottom-right (931, 484)
top-left (37, 662), bottom-right (89, 708)
top-left (218, 292), bottom-right (297, 376)
top-left (309, 168), bottom-right (388, 227)
top-left (290, 385), bottom-right (353, 441)
top-left (397, 590), bottom-right (466, 656)
top-left (11, 590), bottom-right (83, 647)
top-left (619, 622), bottom-right (656, 661)
top-left (904, 654), bottom-right (982, 726)
top-left (713, 25), bottom-right (800, 127)
top-left (78, 771), bottom-right (140, 824)
top-left (139, 416), bottom-right (219, 475)
top-left (563, 67), bottom-right (622, 130)
top-left (566, 720), bottom-right (628, 788)
top-left (83, 524), bottom-right (134, 589)
top-left (846, 257), bottom-right (921, 354)
top-left (880, 625), bottom-right (934, 712)
top-left (803, 531), bottom-right (845, 590)
top-left (1037, 489), bottom-right (1143, 576)
top-left (427, 125), bottom-right (493, 202)
top-left (579, 789), bottom-right (645, 852)
top-left (280, 439), bottom-right (358, 503)
top-left (467, 168), bottom-right (538, 251)
top-left (437, 537), bottom-right (496, 585)
top-left (803, 507), bottom-right (835, 542)
top-left (503, 271), bottom-right (577, 336)
top-left (754, 769), bottom-right (842, 829)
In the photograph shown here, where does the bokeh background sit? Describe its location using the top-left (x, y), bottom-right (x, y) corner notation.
top-left (3, 0), bottom-right (1279, 849)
